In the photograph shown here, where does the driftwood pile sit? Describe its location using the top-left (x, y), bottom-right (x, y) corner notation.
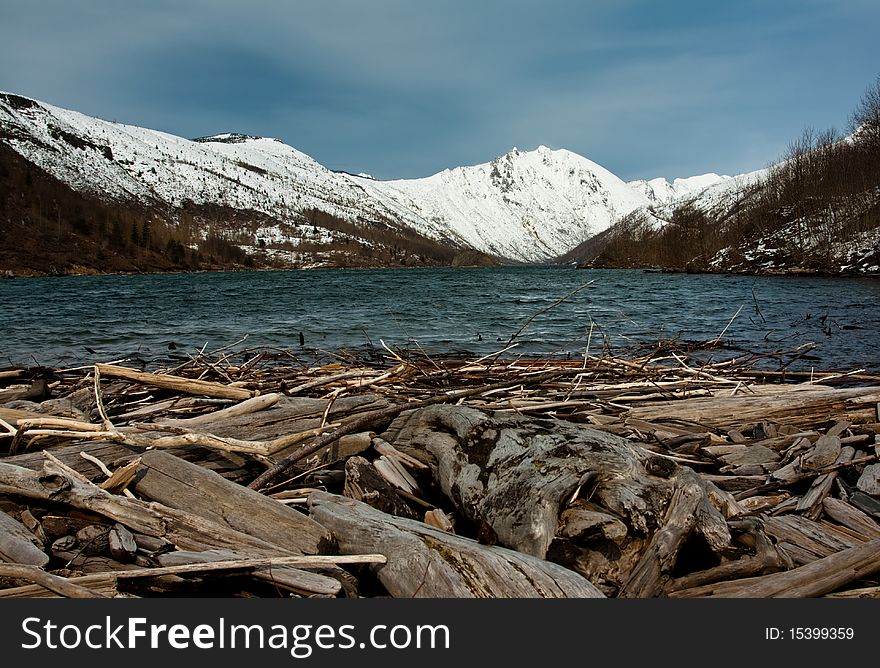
top-left (1, 343), bottom-right (879, 598)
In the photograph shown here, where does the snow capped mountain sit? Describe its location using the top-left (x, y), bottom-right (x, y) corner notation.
top-left (349, 146), bottom-right (652, 262)
top-left (0, 92), bottom-right (759, 264)
top-left (0, 92), bottom-right (396, 225)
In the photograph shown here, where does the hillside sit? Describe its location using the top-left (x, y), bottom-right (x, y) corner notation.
top-left (563, 80), bottom-right (880, 275)
top-left (0, 91), bottom-right (718, 273)
top-left (0, 93), bottom-right (496, 274)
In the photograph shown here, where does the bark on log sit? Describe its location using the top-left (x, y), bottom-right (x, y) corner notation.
top-left (132, 450), bottom-right (333, 555)
top-left (308, 491), bottom-right (603, 598)
top-left (384, 405), bottom-right (734, 566)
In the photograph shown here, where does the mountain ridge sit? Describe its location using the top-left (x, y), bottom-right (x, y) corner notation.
top-left (0, 90), bottom-right (737, 270)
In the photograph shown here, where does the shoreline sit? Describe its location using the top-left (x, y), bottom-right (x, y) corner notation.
top-left (4, 262), bottom-right (880, 279)
top-left (2, 344), bottom-right (880, 598)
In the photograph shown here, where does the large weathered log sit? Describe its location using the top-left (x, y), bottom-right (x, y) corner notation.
top-left (625, 385), bottom-right (880, 430)
top-left (384, 405), bottom-right (735, 567)
top-left (822, 497), bottom-right (880, 538)
top-left (95, 363), bottom-right (255, 400)
top-left (1, 441), bottom-right (141, 479)
top-left (131, 450), bottom-right (333, 555)
top-left (618, 468), bottom-right (732, 598)
top-left (0, 457), bottom-right (305, 558)
top-left (308, 491), bottom-right (602, 598)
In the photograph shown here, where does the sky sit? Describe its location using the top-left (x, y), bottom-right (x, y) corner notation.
top-left (1, 0), bottom-right (878, 181)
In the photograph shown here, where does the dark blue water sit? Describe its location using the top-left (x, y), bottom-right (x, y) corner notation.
top-left (1, 267), bottom-right (878, 371)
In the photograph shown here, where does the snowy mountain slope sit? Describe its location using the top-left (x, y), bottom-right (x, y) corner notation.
top-left (627, 173), bottom-right (729, 206)
top-left (623, 168), bottom-right (768, 233)
top-left (347, 146), bottom-right (653, 262)
top-left (0, 91), bottom-right (762, 264)
top-left (0, 92), bottom-right (402, 229)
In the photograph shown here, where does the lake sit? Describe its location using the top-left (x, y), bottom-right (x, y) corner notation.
top-left (1, 267), bottom-right (878, 371)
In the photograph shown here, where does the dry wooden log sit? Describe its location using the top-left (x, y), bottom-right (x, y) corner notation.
top-left (308, 491), bottom-right (603, 598)
top-left (0, 509), bottom-right (49, 567)
top-left (802, 434), bottom-right (842, 471)
top-left (76, 524), bottom-right (110, 556)
top-left (109, 524), bottom-right (138, 562)
top-left (739, 493), bottom-right (790, 513)
top-left (18, 509), bottom-right (47, 545)
top-left (0, 379), bottom-right (49, 404)
top-left (618, 468), bottom-right (732, 598)
top-left (424, 509), bottom-right (454, 533)
top-left (796, 446), bottom-right (855, 518)
top-left (0, 563), bottom-right (108, 598)
top-left (827, 421), bottom-right (852, 437)
top-left (372, 437), bottom-right (430, 471)
top-left (822, 497), bottom-right (880, 538)
top-left (666, 519), bottom-right (791, 593)
top-left (626, 385), bottom-right (880, 429)
top-left (131, 450), bottom-right (333, 554)
top-left (557, 504), bottom-right (627, 543)
top-left (670, 538), bottom-right (880, 597)
top-left (154, 393), bottom-right (281, 428)
top-left (343, 456), bottom-right (417, 519)
top-left (705, 444), bottom-right (779, 467)
top-left (51, 549), bottom-right (141, 573)
top-left (156, 549), bottom-right (343, 596)
top-left (0, 457), bottom-right (310, 558)
top-left (184, 394), bottom-right (387, 442)
top-left (857, 464), bottom-right (880, 496)
top-left (385, 405), bottom-right (734, 564)
top-left (824, 585), bottom-right (880, 598)
top-left (373, 456), bottom-right (420, 495)
top-left (0, 555), bottom-right (383, 598)
top-left (765, 515), bottom-right (865, 565)
top-left (322, 432), bottom-right (373, 462)
top-left (3, 441), bottom-right (142, 479)
top-left (94, 363), bottom-right (255, 400)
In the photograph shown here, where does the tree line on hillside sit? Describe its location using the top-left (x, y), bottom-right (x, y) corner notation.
top-left (0, 135), bottom-right (496, 275)
top-left (299, 208), bottom-right (497, 267)
top-left (0, 143), bottom-right (264, 275)
top-left (567, 76), bottom-right (880, 273)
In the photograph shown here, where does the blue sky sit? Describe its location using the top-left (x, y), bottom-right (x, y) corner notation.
top-left (1, 0), bottom-right (878, 180)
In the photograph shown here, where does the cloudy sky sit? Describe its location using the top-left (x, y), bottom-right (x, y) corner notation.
top-left (1, 1), bottom-right (878, 181)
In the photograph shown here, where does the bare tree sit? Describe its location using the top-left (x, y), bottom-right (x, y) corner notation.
top-left (848, 75), bottom-right (880, 146)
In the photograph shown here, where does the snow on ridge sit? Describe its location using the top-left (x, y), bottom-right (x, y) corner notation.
top-left (1, 92), bottom-right (763, 263)
top-left (349, 144), bottom-right (654, 262)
